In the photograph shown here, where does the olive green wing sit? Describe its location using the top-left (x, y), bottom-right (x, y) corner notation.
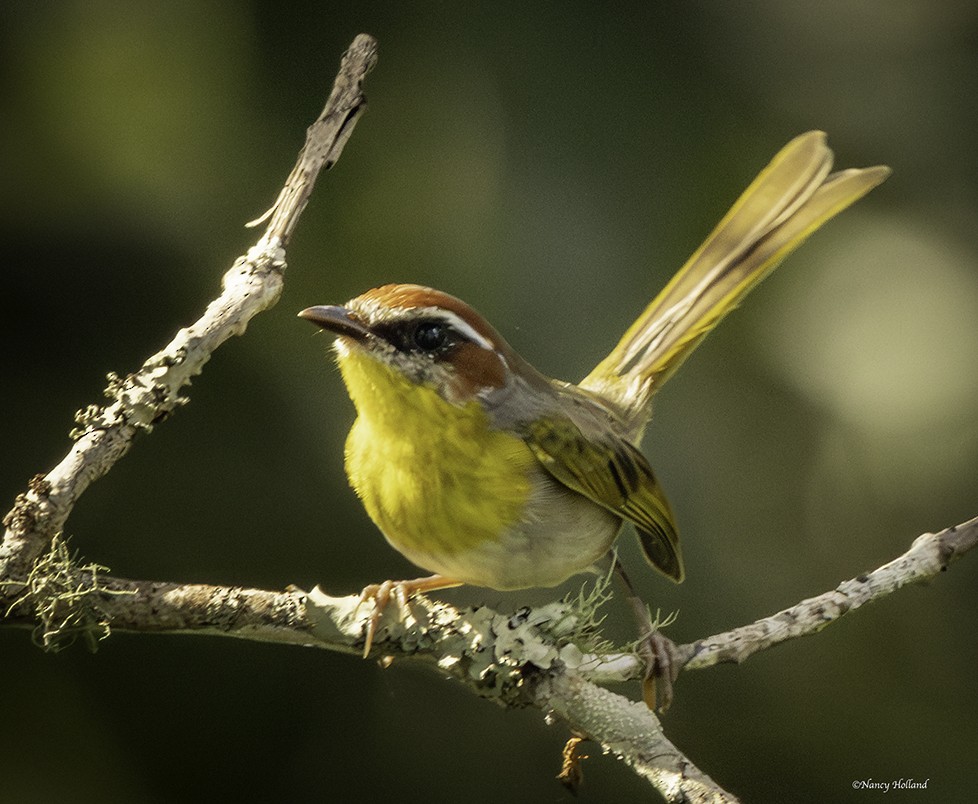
top-left (523, 417), bottom-right (684, 582)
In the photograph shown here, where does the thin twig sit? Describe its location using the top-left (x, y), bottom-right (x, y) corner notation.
top-left (578, 516), bottom-right (978, 684)
top-left (675, 517), bottom-right (977, 670)
top-left (246, 33), bottom-right (377, 244)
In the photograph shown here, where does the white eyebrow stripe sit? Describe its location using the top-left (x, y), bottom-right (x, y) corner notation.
top-left (421, 308), bottom-right (495, 351)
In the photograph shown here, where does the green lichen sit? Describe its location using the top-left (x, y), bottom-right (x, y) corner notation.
top-left (5, 535), bottom-right (132, 652)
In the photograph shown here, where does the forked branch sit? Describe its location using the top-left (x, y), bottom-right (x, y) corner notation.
top-left (0, 34), bottom-right (377, 593)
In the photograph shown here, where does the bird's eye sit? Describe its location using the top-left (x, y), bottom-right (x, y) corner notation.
top-left (413, 321), bottom-right (449, 353)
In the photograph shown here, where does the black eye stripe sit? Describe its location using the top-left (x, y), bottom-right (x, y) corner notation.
top-left (374, 317), bottom-right (462, 355)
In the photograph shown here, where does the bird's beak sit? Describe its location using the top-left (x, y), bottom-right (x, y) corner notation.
top-left (298, 305), bottom-right (372, 342)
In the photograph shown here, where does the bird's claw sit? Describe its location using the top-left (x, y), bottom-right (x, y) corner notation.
top-left (638, 629), bottom-right (680, 712)
top-left (355, 579), bottom-right (414, 658)
top-left (354, 574), bottom-right (460, 658)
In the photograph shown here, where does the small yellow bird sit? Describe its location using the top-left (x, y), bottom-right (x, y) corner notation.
top-left (300, 131), bottom-right (888, 673)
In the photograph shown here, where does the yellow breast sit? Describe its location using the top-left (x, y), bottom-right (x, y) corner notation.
top-left (337, 348), bottom-right (536, 570)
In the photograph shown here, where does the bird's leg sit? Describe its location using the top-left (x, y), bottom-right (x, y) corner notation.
top-left (611, 555), bottom-right (679, 712)
top-left (356, 574), bottom-right (462, 657)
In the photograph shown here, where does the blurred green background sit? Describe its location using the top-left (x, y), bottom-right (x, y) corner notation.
top-left (2, 2), bottom-right (977, 802)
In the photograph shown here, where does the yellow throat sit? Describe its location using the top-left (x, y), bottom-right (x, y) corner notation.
top-left (336, 345), bottom-right (536, 564)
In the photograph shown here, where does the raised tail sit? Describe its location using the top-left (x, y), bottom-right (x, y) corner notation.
top-left (581, 131), bottom-right (890, 432)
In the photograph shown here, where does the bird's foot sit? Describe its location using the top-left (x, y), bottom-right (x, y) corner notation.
top-left (610, 554), bottom-right (681, 711)
top-left (355, 574), bottom-right (461, 657)
top-left (637, 628), bottom-right (680, 712)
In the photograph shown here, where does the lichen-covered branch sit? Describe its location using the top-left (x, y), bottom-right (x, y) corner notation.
top-left (542, 674), bottom-right (738, 803)
top-left (576, 516), bottom-right (978, 685)
top-left (0, 34), bottom-right (377, 595)
top-left (6, 515), bottom-right (974, 800)
top-left (3, 557), bottom-right (739, 801)
top-left (674, 516), bottom-right (978, 671)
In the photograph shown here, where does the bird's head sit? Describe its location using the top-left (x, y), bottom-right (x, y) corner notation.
top-left (299, 284), bottom-right (534, 407)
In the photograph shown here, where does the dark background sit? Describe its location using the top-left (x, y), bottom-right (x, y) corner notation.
top-left (3, 2), bottom-right (977, 802)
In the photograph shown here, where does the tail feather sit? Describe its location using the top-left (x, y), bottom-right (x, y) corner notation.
top-left (581, 131), bottom-right (889, 431)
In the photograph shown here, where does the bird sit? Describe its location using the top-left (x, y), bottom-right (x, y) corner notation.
top-left (299, 131), bottom-right (889, 702)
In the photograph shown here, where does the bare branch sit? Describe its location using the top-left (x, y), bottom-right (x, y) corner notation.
top-left (246, 32), bottom-right (378, 244)
top-left (0, 34), bottom-right (377, 595)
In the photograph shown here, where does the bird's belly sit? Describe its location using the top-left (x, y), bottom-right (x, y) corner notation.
top-left (438, 470), bottom-right (622, 590)
top-left (345, 404), bottom-right (619, 590)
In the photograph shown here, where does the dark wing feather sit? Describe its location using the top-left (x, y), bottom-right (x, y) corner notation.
top-left (523, 416), bottom-right (684, 582)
